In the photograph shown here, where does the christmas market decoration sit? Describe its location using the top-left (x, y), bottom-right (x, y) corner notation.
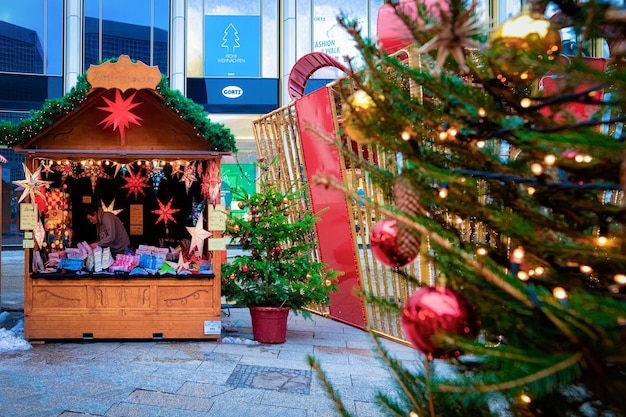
top-left (221, 159), bottom-right (338, 342)
top-left (10, 56), bottom-right (230, 342)
top-left (151, 197), bottom-right (181, 229)
top-left (487, 5), bottom-right (561, 84)
top-left (370, 218), bottom-right (416, 267)
top-left (97, 89), bottom-right (143, 140)
top-left (120, 166), bottom-right (150, 200)
top-left (12, 163), bottom-right (52, 204)
top-left (186, 212), bottom-right (211, 256)
top-left (341, 89), bottom-right (381, 144)
top-left (292, 0), bottom-right (626, 415)
top-left (401, 284), bottom-right (479, 358)
top-left (180, 163), bottom-right (197, 194)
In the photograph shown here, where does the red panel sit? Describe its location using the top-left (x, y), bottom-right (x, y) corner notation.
top-left (295, 88), bottom-right (366, 328)
top-left (287, 52), bottom-right (348, 101)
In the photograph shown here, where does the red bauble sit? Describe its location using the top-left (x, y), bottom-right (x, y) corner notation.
top-left (241, 265), bottom-right (249, 272)
top-left (370, 218), bottom-right (415, 267)
top-left (401, 286), bottom-right (479, 358)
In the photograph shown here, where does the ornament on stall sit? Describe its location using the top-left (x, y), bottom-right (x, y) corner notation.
top-left (12, 163), bottom-right (52, 204)
top-left (40, 160), bottom-right (54, 177)
top-left (341, 90), bottom-right (381, 144)
top-left (53, 162), bottom-right (77, 184)
top-left (79, 164), bottom-right (111, 193)
top-left (101, 199), bottom-right (123, 216)
top-left (175, 253), bottom-right (191, 273)
top-left (401, 285), bottom-right (480, 358)
top-left (417, 3), bottom-right (482, 73)
top-left (180, 163), bottom-right (198, 194)
top-left (486, 6), bottom-right (561, 84)
top-left (113, 162), bottom-right (128, 178)
top-left (97, 89), bottom-right (143, 140)
top-left (203, 159), bottom-right (222, 206)
top-left (188, 197), bottom-right (206, 226)
top-left (121, 166), bottom-right (150, 200)
top-left (151, 197), bottom-right (181, 230)
top-left (148, 160), bottom-right (166, 194)
top-left (186, 212), bottom-right (212, 256)
top-left (370, 218), bottom-right (416, 267)
top-left (170, 160), bottom-right (184, 179)
top-left (34, 220), bottom-right (45, 248)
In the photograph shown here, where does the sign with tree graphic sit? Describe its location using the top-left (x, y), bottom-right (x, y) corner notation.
top-left (204, 15), bottom-right (260, 77)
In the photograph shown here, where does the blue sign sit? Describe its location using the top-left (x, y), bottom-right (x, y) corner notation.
top-left (204, 15), bottom-right (260, 77)
top-left (187, 78), bottom-right (279, 114)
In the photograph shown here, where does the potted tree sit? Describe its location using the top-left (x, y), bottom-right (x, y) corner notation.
top-left (221, 160), bottom-right (338, 343)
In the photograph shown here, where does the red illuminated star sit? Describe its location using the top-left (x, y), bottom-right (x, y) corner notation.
top-left (98, 89), bottom-right (143, 139)
top-left (152, 197), bottom-right (181, 226)
top-left (120, 166), bottom-right (150, 200)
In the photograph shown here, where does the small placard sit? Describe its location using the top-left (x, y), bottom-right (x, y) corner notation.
top-left (208, 238), bottom-right (226, 251)
top-left (24, 231), bottom-right (33, 239)
top-left (19, 203), bottom-right (38, 230)
top-left (22, 239), bottom-right (35, 249)
top-left (204, 320), bottom-right (222, 335)
top-left (208, 204), bottom-right (226, 231)
top-left (82, 195), bottom-right (92, 204)
top-left (129, 204), bottom-right (143, 235)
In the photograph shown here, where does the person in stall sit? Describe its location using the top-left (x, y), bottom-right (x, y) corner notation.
top-left (84, 204), bottom-right (131, 256)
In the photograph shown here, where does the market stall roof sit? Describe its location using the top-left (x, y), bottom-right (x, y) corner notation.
top-left (12, 55), bottom-right (234, 162)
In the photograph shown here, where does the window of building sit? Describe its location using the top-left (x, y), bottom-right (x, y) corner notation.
top-left (0, 0), bottom-right (63, 75)
top-left (83, 0), bottom-right (169, 74)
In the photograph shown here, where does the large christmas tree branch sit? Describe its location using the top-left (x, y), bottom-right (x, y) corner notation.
top-left (435, 351), bottom-right (583, 393)
top-left (313, 172), bottom-right (584, 346)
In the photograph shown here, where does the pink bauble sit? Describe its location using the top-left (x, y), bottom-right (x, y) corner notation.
top-left (370, 218), bottom-right (415, 267)
top-left (401, 286), bottom-right (479, 358)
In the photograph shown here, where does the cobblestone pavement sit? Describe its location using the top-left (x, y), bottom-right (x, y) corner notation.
top-left (0, 250), bottom-right (420, 417)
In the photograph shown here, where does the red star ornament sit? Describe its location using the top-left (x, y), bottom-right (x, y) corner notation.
top-left (98, 89), bottom-right (143, 140)
top-left (121, 166), bottom-right (150, 200)
top-left (205, 159), bottom-right (222, 207)
top-left (151, 197), bottom-right (181, 227)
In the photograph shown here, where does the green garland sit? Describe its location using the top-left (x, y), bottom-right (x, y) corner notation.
top-left (0, 62), bottom-right (237, 153)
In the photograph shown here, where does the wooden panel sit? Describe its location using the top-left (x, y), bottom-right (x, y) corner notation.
top-left (31, 285), bottom-right (88, 309)
top-left (89, 284), bottom-right (152, 309)
top-left (24, 276), bottom-right (221, 340)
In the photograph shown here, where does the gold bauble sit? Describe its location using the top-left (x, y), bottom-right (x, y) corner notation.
top-left (341, 90), bottom-right (381, 144)
top-left (487, 7), bottom-right (561, 84)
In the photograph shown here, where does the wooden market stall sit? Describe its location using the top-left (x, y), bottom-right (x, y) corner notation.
top-left (12, 56), bottom-right (234, 341)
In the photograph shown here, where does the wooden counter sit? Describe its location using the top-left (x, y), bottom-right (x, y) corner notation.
top-left (24, 272), bottom-right (222, 341)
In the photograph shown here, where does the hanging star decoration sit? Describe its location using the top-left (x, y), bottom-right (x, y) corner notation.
top-left (417, 2), bottom-right (483, 74)
top-left (186, 212), bottom-right (212, 256)
top-left (188, 197), bottom-right (206, 226)
top-left (203, 159), bottom-right (222, 207)
top-left (101, 199), bottom-right (123, 216)
top-left (148, 160), bottom-right (166, 194)
top-left (151, 197), bottom-right (181, 228)
top-left (170, 161), bottom-right (185, 179)
top-left (40, 160), bottom-right (54, 177)
top-left (97, 89), bottom-right (143, 140)
top-left (12, 163), bottom-right (52, 204)
top-left (113, 162), bottom-right (128, 178)
top-left (180, 163), bottom-right (198, 194)
top-left (79, 165), bottom-right (111, 193)
top-left (53, 162), bottom-right (77, 184)
top-left (121, 166), bottom-right (150, 200)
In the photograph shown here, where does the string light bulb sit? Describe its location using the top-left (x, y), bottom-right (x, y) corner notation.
top-left (553, 286), bottom-right (568, 300)
top-left (544, 154), bottom-right (556, 165)
top-left (439, 184), bottom-right (449, 199)
top-left (614, 274), bottom-right (626, 285)
top-left (520, 393), bottom-right (532, 404)
top-left (530, 162), bottom-right (543, 176)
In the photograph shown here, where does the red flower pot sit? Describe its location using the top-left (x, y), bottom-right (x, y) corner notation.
top-left (249, 306), bottom-right (290, 344)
